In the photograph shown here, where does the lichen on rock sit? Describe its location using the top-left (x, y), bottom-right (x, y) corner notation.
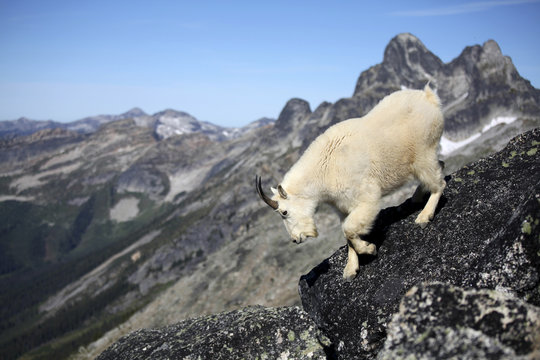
top-left (97, 305), bottom-right (330, 360)
top-left (377, 282), bottom-right (540, 360)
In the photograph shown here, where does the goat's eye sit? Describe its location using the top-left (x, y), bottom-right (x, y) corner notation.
top-left (282, 210), bottom-right (288, 216)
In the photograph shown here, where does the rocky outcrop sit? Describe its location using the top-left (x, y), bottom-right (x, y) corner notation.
top-left (378, 282), bottom-right (540, 360)
top-left (273, 98), bottom-right (312, 137)
top-left (299, 129), bottom-right (540, 359)
top-left (97, 306), bottom-right (331, 360)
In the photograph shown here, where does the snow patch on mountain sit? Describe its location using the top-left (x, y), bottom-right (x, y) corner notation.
top-left (110, 197), bottom-right (140, 222)
top-left (165, 165), bottom-right (212, 202)
top-left (440, 116), bottom-right (517, 155)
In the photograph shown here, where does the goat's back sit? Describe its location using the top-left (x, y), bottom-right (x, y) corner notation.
top-left (283, 86), bottom-right (443, 196)
top-left (335, 86), bottom-right (443, 151)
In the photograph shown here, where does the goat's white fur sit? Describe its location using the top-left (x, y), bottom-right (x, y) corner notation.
top-left (268, 85), bottom-right (445, 280)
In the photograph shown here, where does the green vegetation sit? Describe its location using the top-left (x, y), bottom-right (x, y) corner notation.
top-left (0, 175), bottom-right (12, 193)
top-left (0, 179), bottom-right (182, 359)
top-left (4, 281), bottom-right (135, 359)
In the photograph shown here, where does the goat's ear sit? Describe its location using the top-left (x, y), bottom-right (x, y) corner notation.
top-left (277, 185), bottom-right (288, 199)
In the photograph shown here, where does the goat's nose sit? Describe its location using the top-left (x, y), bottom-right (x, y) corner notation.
top-left (292, 235), bottom-right (304, 244)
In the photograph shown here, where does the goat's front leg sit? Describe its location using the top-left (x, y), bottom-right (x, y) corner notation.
top-left (342, 200), bottom-right (379, 251)
top-left (343, 242), bottom-right (360, 280)
top-left (349, 236), bottom-right (377, 255)
top-left (341, 200), bottom-right (379, 279)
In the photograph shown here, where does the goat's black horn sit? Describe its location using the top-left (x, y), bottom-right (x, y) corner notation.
top-left (255, 175), bottom-right (278, 210)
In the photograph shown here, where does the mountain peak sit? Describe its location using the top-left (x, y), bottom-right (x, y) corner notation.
top-left (384, 33), bottom-right (429, 59)
top-left (155, 109), bottom-right (196, 119)
top-left (122, 108), bottom-right (147, 118)
top-left (482, 39), bottom-right (502, 55)
top-left (382, 33), bottom-right (443, 73)
top-left (390, 32), bottom-right (424, 46)
top-left (454, 38), bottom-right (505, 64)
top-left (274, 98), bottom-right (311, 134)
top-left (15, 117), bottom-right (42, 124)
top-left (353, 33), bottom-right (443, 96)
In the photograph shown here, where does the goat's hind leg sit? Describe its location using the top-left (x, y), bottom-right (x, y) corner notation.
top-left (414, 158), bottom-right (446, 227)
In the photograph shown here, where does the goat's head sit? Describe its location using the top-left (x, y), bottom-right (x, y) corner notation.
top-left (255, 175), bottom-right (318, 244)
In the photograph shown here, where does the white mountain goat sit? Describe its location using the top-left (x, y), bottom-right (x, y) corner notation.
top-left (256, 85), bottom-right (446, 279)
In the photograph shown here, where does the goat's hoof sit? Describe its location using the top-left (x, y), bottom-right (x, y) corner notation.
top-left (343, 267), bottom-right (358, 281)
top-left (415, 219), bottom-right (429, 229)
top-left (415, 214), bottom-right (432, 228)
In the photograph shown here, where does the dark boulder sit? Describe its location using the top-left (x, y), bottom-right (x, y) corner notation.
top-left (299, 129), bottom-right (540, 359)
top-left (97, 305), bottom-right (331, 360)
top-left (377, 282), bottom-right (540, 359)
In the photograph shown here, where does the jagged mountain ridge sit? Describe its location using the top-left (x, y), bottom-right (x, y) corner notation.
top-left (354, 33), bottom-right (540, 140)
top-left (287, 34), bottom-right (540, 156)
top-left (0, 33), bottom-right (539, 359)
top-left (0, 107), bottom-right (273, 142)
top-left (0, 108), bottom-right (146, 138)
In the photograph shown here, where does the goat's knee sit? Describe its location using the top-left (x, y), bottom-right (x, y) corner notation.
top-left (342, 203), bottom-right (379, 237)
top-left (349, 237), bottom-right (377, 255)
top-left (342, 203), bottom-right (379, 255)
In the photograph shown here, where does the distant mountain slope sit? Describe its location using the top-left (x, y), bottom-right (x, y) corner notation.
top-left (0, 33), bottom-right (538, 360)
top-left (0, 108), bottom-right (275, 142)
top-left (0, 117), bottom-right (62, 138)
top-left (0, 108), bottom-right (148, 138)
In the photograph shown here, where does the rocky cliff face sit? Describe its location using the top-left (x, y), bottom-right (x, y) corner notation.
top-left (98, 129), bottom-right (539, 360)
top-left (292, 34), bottom-right (540, 162)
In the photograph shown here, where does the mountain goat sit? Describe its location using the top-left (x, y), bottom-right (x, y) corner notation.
top-left (256, 85), bottom-right (445, 280)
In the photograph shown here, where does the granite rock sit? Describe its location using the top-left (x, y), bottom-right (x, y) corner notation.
top-left (97, 305), bottom-right (331, 360)
top-left (377, 282), bottom-right (540, 360)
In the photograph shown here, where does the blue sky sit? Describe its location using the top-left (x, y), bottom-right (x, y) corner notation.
top-left (1, 0), bottom-right (539, 127)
